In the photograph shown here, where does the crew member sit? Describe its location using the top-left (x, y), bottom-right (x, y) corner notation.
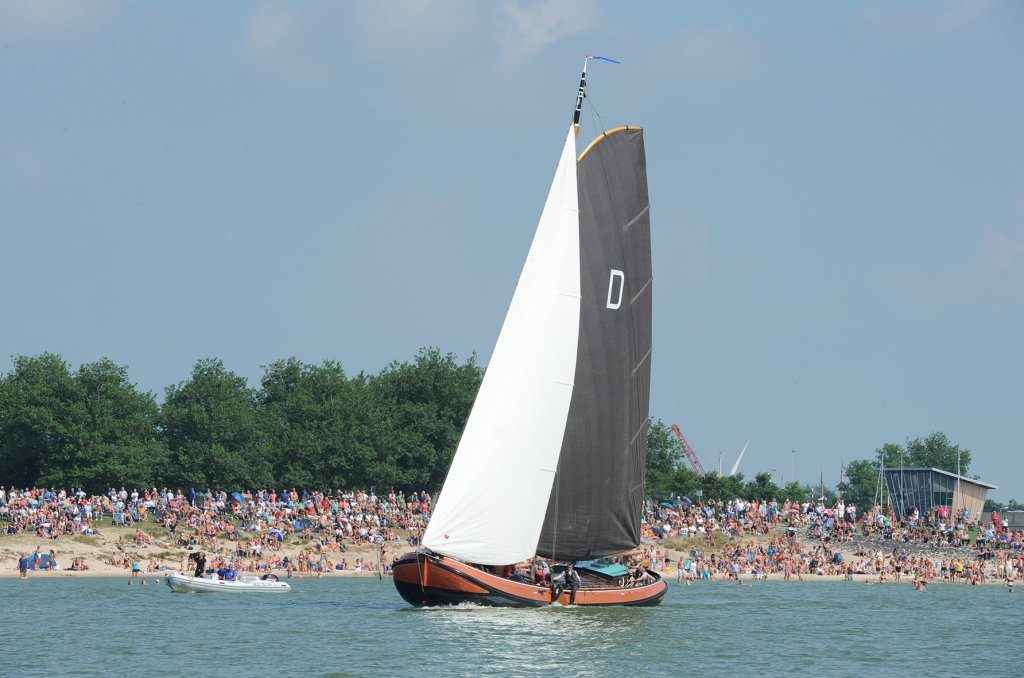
top-left (564, 563), bottom-right (581, 605)
top-left (552, 563), bottom-right (582, 605)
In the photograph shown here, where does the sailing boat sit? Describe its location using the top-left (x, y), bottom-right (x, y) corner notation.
top-left (393, 59), bottom-right (666, 607)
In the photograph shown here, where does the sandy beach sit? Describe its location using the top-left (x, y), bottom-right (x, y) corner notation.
top-left (3, 523), bottom-right (1007, 587)
top-left (0, 525), bottom-right (392, 579)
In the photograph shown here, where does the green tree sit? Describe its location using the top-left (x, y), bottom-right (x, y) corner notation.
top-left (670, 464), bottom-right (703, 499)
top-left (743, 471), bottom-right (781, 501)
top-left (364, 348), bottom-right (481, 492)
top-left (699, 472), bottom-right (745, 501)
top-left (838, 458), bottom-right (880, 510)
top-left (985, 498), bottom-right (1023, 512)
top-left (904, 431), bottom-right (970, 475)
top-left (645, 419), bottom-right (681, 499)
top-left (50, 359), bottom-right (168, 491)
top-left (0, 353), bottom-right (78, 486)
top-left (257, 358), bottom-right (371, 489)
top-left (779, 480), bottom-right (807, 503)
top-left (873, 442), bottom-right (903, 470)
top-left (723, 473), bottom-right (746, 499)
top-left (0, 354), bottom-right (166, 491)
top-left (698, 472), bottom-right (726, 501)
top-left (160, 358), bottom-right (269, 489)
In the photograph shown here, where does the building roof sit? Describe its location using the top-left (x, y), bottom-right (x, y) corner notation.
top-left (882, 467), bottom-right (998, 490)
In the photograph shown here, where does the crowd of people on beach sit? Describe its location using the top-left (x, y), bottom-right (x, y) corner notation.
top-left (4, 484), bottom-right (1021, 588)
top-left (667, 534), bottom-right (1023, 587)
top-left (1, 485), bottom-right (433, 576)
top-left (645, 496), bottom-right (1022, 587)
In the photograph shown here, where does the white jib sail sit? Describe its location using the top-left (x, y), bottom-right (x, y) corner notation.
top-left (422, 126), bottom-right (580, 565)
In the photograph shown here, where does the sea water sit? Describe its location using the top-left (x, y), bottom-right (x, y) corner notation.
top-left (2, 577), bottom-right (1019, 676)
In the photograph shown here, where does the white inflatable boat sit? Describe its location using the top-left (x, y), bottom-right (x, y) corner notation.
top-left (164, 572), bottom-right (291, 593)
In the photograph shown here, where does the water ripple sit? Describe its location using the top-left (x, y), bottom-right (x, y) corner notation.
top-left (1, 577), bottom-right (1020, 676)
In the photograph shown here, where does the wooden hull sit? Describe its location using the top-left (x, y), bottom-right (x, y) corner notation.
top-left (392, 552), bottom-right (666, 608)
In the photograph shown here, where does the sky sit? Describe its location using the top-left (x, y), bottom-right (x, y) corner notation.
top-left (1, 1), bottom-right (1022, 499)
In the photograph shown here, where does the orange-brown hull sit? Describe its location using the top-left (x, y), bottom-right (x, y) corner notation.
top-left (393, 552), bottom-right (667, 608)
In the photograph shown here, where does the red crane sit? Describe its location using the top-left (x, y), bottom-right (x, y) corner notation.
top-left (671, 423), bottom-right (707, 477)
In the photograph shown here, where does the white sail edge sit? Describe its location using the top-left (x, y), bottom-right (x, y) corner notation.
top-left (422, 126), bottom-right (581, 565)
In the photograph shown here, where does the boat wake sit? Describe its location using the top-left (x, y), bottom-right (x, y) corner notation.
top-left (409, 602), bottom-right (490, 612)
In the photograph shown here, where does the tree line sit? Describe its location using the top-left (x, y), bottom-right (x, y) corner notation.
top-left (0, 349), bottom-right (481, 494)
top-left (837, 432), bottom-right (975, 509)
top-left (644, 421), bottom-right (822, 504)
top-left (2, 351), bottom-right (1004, 508)
top-left (645, 423), bottom-right (995, 508)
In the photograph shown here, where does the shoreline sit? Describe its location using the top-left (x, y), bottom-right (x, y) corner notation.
top-left (4, 524), bottom-right (1017, 587)
top-left (0, 524), bottom-right (395, 580)
top-left (0, 568), bottom-right (388, 579)
top-left (3, 566), bottom-right (1010, 587)
top-left (2, 561), bottom-right (1007, 589)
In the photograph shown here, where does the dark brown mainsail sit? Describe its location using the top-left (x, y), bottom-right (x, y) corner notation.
top-left (537, 127), bottom-right (653, 561)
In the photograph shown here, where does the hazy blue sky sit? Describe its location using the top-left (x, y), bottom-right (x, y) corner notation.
top-left (2, 1), bottom-right (1022, 498)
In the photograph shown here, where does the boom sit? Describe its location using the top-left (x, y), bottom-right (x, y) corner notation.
top-left (670, 424), bottom-right (707, 477)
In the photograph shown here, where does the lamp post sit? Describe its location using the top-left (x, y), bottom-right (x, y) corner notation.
top-left (790, 450), bottom-right (795, 485)
top-left (956, 447), bottom-right (962, 521)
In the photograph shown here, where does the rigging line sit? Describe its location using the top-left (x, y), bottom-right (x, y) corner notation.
top-left (587, 94), bottom-right (629, 132)
top-left (588, 98), bottom-right (603, 137)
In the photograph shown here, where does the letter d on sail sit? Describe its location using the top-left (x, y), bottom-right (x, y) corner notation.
top-left (606, 269), bottom-right (625, 309)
